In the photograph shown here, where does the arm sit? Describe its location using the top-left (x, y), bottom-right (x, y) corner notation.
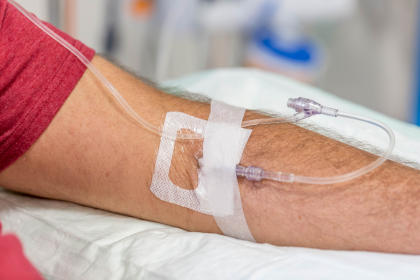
top-left (1, 55), bottom-right (419, 254)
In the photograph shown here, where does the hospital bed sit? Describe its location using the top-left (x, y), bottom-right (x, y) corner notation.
top-left (1, 69), bottom-right (420, 279)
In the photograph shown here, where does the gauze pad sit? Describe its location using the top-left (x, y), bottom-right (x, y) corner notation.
top-left (150, 101), bottom-right (254, 241)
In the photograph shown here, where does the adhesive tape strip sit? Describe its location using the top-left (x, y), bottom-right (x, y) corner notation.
top-left (197, 101), bottom-right (254, 241)
top-left (150, 101), bottom-right (254, 241)
top-left (150, 112), bottom-right (211, 214)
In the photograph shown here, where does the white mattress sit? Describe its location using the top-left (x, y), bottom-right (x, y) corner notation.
top-left (1, 69), bottom-right (420, 280)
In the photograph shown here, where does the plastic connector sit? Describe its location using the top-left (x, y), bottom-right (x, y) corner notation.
top-left (288, 97), bottom-right (338, 118)
top-left (236, 165), bottom-right (264, 182)
top-left (236, 165), bottom-right (296, 183)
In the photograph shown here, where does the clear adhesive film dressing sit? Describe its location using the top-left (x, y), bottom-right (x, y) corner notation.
top-left (9, 0), bottom-right (395, 187)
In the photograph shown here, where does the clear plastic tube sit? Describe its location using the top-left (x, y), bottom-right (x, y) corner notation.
top-left (238, 112), bottom-right (396, 185)
top-left (288, 112), bottom-right (395, 185)
top-left (8, 0), bottom-right (296, 140)
top-left (8, 0), bottom-right (199, 141)
top-left (9, 0), bottom-right (395, 185)
top-left (242, 114), bottom-right (303, 128)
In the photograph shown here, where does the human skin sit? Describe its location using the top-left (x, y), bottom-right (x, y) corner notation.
top-left (0, 56), bottom-right (419, 254)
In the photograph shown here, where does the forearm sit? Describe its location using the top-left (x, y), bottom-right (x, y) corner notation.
top-left (1, 55), bottom-right (419, 253)
top-left (243, 125), bottom-right (420, 253)
top-left (0, 55), bottom-right (216, 232)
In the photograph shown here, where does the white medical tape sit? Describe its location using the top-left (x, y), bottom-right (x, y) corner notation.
top-left (150, 101), bottom-right (254, 241)
top-left (150, 112), bottom-right (211, 213)
top-left (196, 101), bottom-right (254, 240)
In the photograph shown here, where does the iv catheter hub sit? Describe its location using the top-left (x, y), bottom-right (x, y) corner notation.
top-left (288, 97), bottom-right (338, 118)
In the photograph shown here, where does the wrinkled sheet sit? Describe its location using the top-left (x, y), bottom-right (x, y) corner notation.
top-left (1, 69), bottom-right (420, 279)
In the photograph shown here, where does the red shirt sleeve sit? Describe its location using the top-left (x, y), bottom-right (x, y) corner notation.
top-left (0, 223), bottom-right (43, 280)
top-left (0, 0), bottom-right (95, 172)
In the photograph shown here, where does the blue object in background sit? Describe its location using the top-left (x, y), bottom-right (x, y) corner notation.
top-left (255, 28), bottom-right (319, 66)
top-left (247, 26), bottom-right (322, 83)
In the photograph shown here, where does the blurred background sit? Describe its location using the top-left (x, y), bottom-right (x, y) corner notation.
top-left (14, 0), bottom-right (420, 124)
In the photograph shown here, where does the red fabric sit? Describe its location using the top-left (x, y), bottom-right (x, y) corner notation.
top-left (0, 223), bottom-right (43, 280)
top-left (0, 0), bottom-right (95, 278)
top-left (0, 0), bottom-right (95, 172)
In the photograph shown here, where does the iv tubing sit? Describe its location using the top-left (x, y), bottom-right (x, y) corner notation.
top-left (7, 0), bottom-right (299, 140)
top-left (237, 112), bottom-right (395, 185)
top-left (9, 0), bottom-right (395, 185)
top-left (8, 0), bottom-right (178, 138)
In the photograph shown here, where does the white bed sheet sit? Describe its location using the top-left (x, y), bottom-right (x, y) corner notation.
top-left (1, 69), bottom-right (420, 279)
